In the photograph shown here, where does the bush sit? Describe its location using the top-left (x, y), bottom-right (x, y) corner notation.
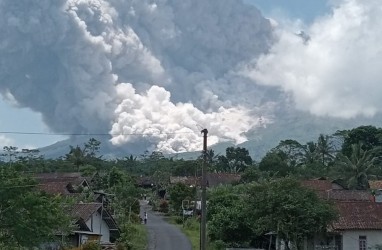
top-left (82, 241), bottom-right (101, 250)
top-left (174, 216), bottom-right (183, 224)
top-left (159, 199), bottom-right (169, 213)
top-left (184, 218), bottom-right (199, 230)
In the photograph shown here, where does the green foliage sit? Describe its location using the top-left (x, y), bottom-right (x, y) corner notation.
top-left (215, 147), bottom-right (253, 173)
top-left (339, 125), bottom-right (382, 156)
top-left (335, 142), bottom-right (380, 189)
top-left (183, 218), bottom-right (199, 230)
top-left (259, 150), bottom-right (290, 176)
top-left (0, 168), bottom-right (72, 247)
top-left (246, 178), bottom-right (338, 248)
top-left (208, 185), bottom-right (253, 247)
top-left (168, 182), bottom-right (196, 213)
top-left (82, 241), bottom-right (101, 250)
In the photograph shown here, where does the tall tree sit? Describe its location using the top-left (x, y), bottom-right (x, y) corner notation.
top-left (316, 134), bottom-right (336, 167)
top-left (258, 150), bottom-right (290, 177)
top-left (66, 145), bottom-right (86, 171)
top-left (216, 147), bottom-right (252, 173)
top-left (338, 125), bottom-right (382, 157)
top-left (335, 143), bottom-right (379, 189)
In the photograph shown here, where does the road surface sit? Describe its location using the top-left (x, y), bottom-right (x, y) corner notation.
top-left (140, 200), bottom-right (192, 250)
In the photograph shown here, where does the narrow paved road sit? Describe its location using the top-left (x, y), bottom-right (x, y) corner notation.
top-left (140, 200), bottom-right (192, 250)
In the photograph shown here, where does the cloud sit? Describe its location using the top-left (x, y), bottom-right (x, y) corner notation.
top-left (0, 135), bottom-right (15, 148)
top-left (0, 0), bottom-right (274, 153)
top-left (246, 0), bottom-right (382, 119)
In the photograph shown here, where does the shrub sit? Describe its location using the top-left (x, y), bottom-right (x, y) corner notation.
top-left (82, 241), bottom-right (101, 250)
top-left (159, 199), bottom-right (169, 213)
top-left (174, 216), bottom-right (183, 224)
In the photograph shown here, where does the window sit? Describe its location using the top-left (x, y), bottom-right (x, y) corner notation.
top-left (359, 236), bottom-right (367, 250)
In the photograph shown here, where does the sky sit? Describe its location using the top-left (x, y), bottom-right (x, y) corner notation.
top-left (1, 0), bottom-right (381, 152)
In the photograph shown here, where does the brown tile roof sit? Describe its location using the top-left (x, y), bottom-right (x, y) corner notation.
top-left (71, 203), bottom-right (102, 221)
top-left (333, 202), bottom-right (382, 230)
top-left (327, 190), bottom-right (373, 202)
top-left (369, 180), bottom-right (382, 190)
top-left (34, 173), bottom-right (86, 185)
top-left (39, 182), bottom-right (73, 195)
top-left (301, 180), bottom-right (334, 191)
top-left (170, 176), bottom-right (201, 186)
top-left (206, 173), bottom-right (241, 187)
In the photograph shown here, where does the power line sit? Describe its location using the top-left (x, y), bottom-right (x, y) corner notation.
top-left (0, 131), bottom-right (198, 136)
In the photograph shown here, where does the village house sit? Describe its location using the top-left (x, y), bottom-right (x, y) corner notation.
top-left (298, 178), bottom-right (382, 250)
top-left (33, 173), bottom-right (120, 248)
top-left (70, 203), bottom-right (120, 247)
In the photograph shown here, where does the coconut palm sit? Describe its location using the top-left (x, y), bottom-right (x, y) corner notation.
top-left (336, 143), bottom-right (379, 189)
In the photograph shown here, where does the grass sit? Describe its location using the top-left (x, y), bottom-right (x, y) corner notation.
top-left (130, 223), bottom-right (148, 250)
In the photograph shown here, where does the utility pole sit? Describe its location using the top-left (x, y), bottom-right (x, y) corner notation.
top-left (200, 129), bottom-right (208, 250)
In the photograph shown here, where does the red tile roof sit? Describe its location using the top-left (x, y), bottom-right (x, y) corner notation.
top-left (332, 202), bottom-right (382, 230)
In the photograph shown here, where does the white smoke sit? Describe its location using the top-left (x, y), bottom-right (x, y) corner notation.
top-left (110, 83), bottom-right (260, 153)
top-left (0, 0), bottom-right (274, 153)
top-left (0, 135), bottom-right (14, 148)
top-left (246, 0), bottom-right (382, 119)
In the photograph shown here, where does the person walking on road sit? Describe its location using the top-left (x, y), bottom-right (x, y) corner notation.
top-left (144, 211), bottom-right (148, 224)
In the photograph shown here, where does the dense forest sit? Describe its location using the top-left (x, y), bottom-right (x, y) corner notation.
top-left (1, 125), bottom-right (382, 249)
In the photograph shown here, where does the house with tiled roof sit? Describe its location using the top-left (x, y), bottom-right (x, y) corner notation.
top-left (34, 172), bottom-right (90, 196)
top-left (305, 202), bottom-right (382, 250)
top-left (206, 173), bottom-right (241, 187)
top-left (368, 180), bottom-right (382, 202)
top-left (295, 179), bottom-right (382, 250)
top-left (69, 202), bottom-right (120, 247)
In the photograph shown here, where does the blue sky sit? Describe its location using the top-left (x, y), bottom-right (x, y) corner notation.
top-left (245, 0), bottom-right (329, 23)
top-left (0, 0), bottom-right (329, 149)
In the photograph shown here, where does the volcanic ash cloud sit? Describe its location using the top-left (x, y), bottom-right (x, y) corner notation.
top-left (0, 0), bottom-right (274, 152)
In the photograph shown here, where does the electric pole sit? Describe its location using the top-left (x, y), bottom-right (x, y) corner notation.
top-left (200, 128), bottom-right (208, 250)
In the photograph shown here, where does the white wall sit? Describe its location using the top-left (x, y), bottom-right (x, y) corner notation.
top-left (342, 230), bottom-right (382, 250)
top-left (85, 211), bottom-right (110, 243)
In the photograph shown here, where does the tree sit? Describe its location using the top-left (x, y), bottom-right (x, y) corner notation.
top-left (208, 185), bottom-right (253, 247)
top-left (275, 140), bottom-right (306, 168)
top-left (338, 126), bottom-right (382, 157)
top-left (216, 147), bottom-right (252, 173)
top-left (2, 146), bottom-right (18, 167)
top-left (258, 150), bottom-right (290, 177)
top-left (0, 168), bottom-right (72, 248)
top-left (168, 183), bottom-right (196, 213)
top-left (316, 134), bottom-right (336, 167)
top-left (84, 138), bottom-right (101, 158)
top-left (335, 143), bottom-right (380, 189)
top-left (66, 145), bottom-right (86, 171)
top-left (246, 178), bottom-right (337, 250)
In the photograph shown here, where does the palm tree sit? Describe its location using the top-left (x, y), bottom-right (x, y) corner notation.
top-left (66, 145), bottom-right (86, 172)
top-left (336, 143), bottom-right (379, 189)
top-left (316, 134), bottom-right (336, 167)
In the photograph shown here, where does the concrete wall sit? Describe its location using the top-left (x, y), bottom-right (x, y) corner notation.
top-left (342, 230), bottom-right (382, 250)
top-left (85, 211), bottom-right (110, 243)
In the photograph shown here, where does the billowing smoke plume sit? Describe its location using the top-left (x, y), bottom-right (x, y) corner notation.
top-left (246, 0), bottom-right (382, 119)
top-left (0, 0), bottom-right (274, 153)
